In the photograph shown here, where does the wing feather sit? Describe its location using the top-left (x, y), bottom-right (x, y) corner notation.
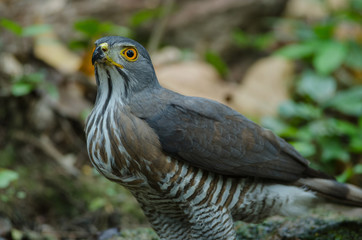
top-left (131, 89), bottom-right (325, 181)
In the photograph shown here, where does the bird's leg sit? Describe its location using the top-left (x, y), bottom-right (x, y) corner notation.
top-left (136, 193), bottom-right (192, 240)
top-left (185, 204), bottom-right (236, 240)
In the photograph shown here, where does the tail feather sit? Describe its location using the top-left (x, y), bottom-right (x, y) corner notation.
top-left (303, 167), bottom-right (335, 180)
top-left (296, 178), bottom-right (362, 207)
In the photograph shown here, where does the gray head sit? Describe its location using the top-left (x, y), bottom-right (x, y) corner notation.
top-left (92, 36), bottom-right (160, 103)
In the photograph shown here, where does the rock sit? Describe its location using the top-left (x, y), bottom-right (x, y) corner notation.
top-left (0, 53), bottom-right (23, 77)
top-left (284, 0), bottom-right (327, 20)
top-left (98, 227), bottom-right (120, 240)
top-left (155, 60), bottom-right (233, 105)
top-left (327, 0), bottom-right (349, 11)
top-left (285, 0), bottom-right (349, 21)
top-left (231, 56), bottom-right (294, 118)
top-left (151, 47), bottom-right (184, 67)
top-left (34, 30), bottom-right (81, 74)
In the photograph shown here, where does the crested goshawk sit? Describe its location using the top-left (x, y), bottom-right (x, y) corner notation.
top-left (86, 36), bottom-right (362, 240)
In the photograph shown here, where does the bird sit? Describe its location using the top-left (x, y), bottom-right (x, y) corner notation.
top-left (85, 36), bottom-right (362, 240)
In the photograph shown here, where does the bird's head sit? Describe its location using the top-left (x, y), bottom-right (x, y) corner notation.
top-left (92, 36), bottom-right (159, 102)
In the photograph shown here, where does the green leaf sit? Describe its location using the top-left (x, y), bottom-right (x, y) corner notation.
top-left (23, 72), bottom-right (44, 83)
top-left (313, 41), bottom-right (348, 75)
top-left (278, 101), bottom-right (322, 120)
top-left (0, 18), bottom-right (23, 35)
top-left (0, 168), bottom-right (18, 189)
top-left (233, 30), bottom-right (274, 50)
top-left (333, 119), bottom-right (358, 135)
top-left (204, 50), bottom-right (228, 77)
top-left (89, 197), bottom-right (106, 211)
top-left (11, 72), bottom-right (45, 96)
top-left (344, 42), bottom-right (362, 69)
top-left (16, 191), bottom-right (26, 199)
top-left (253, 34), bottom-right (274, 50)
top-left (275, 42), bottom-right (317, 59)
top-left (232, 30), bottom-right (250, 47)
top-left (324, 86), bottom-right (362, 116)
top-left (354, 164), bottom-right (362, 174)
top-left (305, 119), bottom-right (334, 138)
top-left (336, 167), bottom-right (353, 183)
top-left (74, 19), bottom-right (104, 37)
top-left (261, 117), bottom-right (299, 138)
top-left (74, 19), bottom-right (131, 38)
top-left (68, 40), bottom-right (89, 50)
top-left (130, 8), bottom-right (162, 27)
top-left (350, 133), bottom-right (362, 152)
top-left (319, 138), bottom-right (349, 163)
top-left (106, 25), bottom-right (132, 37)
top-left (313, 23), bottom-right (335, 40)
top-left (352, 0), bottom-right (362, 11)
top-left (296, 71), bottom-right (336, 104)
top-left (11, 82), bottom-right (34, 96)
top-left (290, 141), bottom-right (316, 158)
top-left (295, 125), bottom-right (315, 141)
top-left (22, 24), bottom-right (51, 36)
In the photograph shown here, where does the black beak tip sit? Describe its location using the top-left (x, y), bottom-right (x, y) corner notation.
top-left (92, 46), bottom-right (104, 65)
top-left (91, 55), bottom-right (96, 65)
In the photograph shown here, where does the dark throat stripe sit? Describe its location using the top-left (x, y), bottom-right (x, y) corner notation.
top-left (95, 67), bottom-right (100, 86)
top-left (102, 70), bottom-right (113, 115)
top-left (95, 67), bottom-right (100, 104)
top-left (115, 66), bottom-right (129, 97)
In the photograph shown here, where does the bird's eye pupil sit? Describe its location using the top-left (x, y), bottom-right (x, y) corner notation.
top-left (126, 50), bottom-right (134, 58)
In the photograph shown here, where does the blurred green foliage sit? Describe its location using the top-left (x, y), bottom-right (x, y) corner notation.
top-left (276, 30), bottom-right (350, 75)
top-left (0, 145), bottom-right (24, 203)
top-left (74, 19), bottom-right (130, 38)
top-left (11, 72), bottom-right (57, 98)
top-left (262, 1), bottom-right (362, 182)
top-left (70, 18), bottom-right (132, 49)
top-left (0, 18), bottom-right (51, 37)
top-left (0, 19), bottom-right (58, 99)
top-left (204, 50), bottom-right (228, 77)
top-left (0, 168), bottom-right (18, 189)
top-left (233, 30), bottom-right (275, 50)
top-left (129, 8), bottom-right (164, 27)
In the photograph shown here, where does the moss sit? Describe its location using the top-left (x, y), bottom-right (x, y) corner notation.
top-left (300, 221), bottom-right (362, 240)
top-left (115, 228), bottom-right (159, 240)
top-left (107, 209), bottom-right (362, 240)
top-left (234, 217), bottom-right (362, 240)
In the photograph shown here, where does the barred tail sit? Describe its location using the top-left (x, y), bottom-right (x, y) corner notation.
top-left (296, 178), bottom-right (362, 207)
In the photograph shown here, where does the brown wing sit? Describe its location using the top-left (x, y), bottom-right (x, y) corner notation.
top-left (135, 91), bottom-right (327, 182)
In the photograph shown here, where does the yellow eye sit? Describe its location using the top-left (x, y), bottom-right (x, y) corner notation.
top-left (121, 47), bottom-right (138, 61)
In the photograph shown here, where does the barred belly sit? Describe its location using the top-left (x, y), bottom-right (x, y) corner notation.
top-left (149, 160), bottom-right (316, 240)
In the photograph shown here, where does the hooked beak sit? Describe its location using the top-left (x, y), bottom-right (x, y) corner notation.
top-left (92, 43), bottom-right (108, 65)
top-left (92, 43), bottom-right (124, 69)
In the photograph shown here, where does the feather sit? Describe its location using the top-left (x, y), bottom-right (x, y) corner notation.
top-left (131, 88), bottom-right (326, 182)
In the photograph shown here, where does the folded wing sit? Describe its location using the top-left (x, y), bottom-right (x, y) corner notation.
top-left (138, 92), bottom-right (329, 182)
